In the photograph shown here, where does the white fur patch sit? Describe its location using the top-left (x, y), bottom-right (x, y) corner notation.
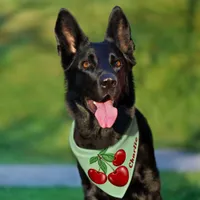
top-left (62, 27), bottom-right (76, 53)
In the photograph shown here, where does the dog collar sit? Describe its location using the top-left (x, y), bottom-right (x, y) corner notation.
top-left (69, 117), bottom-right (139, 198)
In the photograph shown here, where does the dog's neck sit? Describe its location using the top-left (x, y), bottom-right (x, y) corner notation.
top-left (73, 105), bottom-right (135, 150)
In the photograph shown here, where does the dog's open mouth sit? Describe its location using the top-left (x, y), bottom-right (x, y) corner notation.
top-left (86, 95), bottom-right (118, 128)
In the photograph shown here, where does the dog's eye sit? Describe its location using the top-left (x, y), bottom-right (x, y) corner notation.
top-left (82, 61), bottom-right (90, 69)
top-left (114, 60), bottom-right (122, 68)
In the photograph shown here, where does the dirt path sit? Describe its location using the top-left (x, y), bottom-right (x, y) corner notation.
top-left (0, 149), bottom-right (200, 186)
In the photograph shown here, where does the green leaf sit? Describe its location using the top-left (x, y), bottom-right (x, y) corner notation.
top-left (99, 148), bottom-right (108, 155)
top-left (98, 159), bottom-right (107, 174)
top-left (89, 156), bottom-right (98, 164)
top-left (102, 153), bottom-right (115, 162)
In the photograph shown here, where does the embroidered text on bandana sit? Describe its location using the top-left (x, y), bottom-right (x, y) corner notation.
top-left (69, 117), bottom-right (139, 198)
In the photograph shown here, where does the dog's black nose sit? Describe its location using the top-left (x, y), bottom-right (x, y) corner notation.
top-left (100, 73), bottom-right (117, 89)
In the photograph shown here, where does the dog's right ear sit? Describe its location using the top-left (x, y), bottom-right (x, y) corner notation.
top-left (55, 9), bottom-right (88, 69)
top-left (105, 6), bottom-right (135, 67)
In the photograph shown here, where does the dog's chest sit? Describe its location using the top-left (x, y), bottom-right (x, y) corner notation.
top-left (75, 129), bottom-right (121, 149)
top-left (71, 118), bottom-right (140, 199)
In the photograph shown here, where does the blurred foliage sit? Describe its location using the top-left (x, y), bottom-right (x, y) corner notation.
top-left (0, 0), bottom-right (199, 163)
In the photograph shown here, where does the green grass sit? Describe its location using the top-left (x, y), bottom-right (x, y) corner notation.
top-left (0, 188), bottom-right (83, 200)
top-left (0, 0), bottom-right (200, 163)
top-left (0, 172), bottom-right (200, 200)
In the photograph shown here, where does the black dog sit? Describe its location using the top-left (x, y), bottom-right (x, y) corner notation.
top-left (55, 6), bottom-right (162, 200)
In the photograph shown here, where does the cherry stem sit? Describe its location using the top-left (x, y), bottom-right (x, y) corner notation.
top-left (98, 154), bottom-right (115, 172)
top-left (104, 160), bottom-right (115, 172)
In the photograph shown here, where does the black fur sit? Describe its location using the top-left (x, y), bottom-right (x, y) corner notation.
top-left (55, 6), bottom-right (162, 200)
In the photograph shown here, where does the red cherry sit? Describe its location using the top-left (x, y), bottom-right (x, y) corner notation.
top-left (108, 166), bottom-right (129, 187)
top-left (113, 149), bottom-right (126, 166)
top-left (88, 169), bottom-right (107, 184)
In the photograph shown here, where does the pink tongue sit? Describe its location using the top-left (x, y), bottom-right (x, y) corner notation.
top-left (95, 100), bottom-right (118, 128)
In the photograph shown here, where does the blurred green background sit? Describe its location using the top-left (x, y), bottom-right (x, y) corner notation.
top-left (0, 0), bottom-right (199, 165)
top-left (0, 0), bottom-right (200, 199)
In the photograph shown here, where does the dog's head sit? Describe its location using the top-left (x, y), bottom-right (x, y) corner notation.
top-left (55, 6), bottom-right (136, 129)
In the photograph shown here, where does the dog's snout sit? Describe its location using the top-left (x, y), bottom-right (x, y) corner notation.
top-left (100, 73), bottom-right (117, 89)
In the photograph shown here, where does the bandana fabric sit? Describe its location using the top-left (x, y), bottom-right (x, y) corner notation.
top-left (69, 117), bottom-right (139, 198)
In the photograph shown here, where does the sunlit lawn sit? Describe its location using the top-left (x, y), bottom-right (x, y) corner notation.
top-left (0, 172), bottom-right (200, 200)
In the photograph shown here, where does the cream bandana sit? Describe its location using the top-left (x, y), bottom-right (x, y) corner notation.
top-left (69, 117), bottom-right (139, 198)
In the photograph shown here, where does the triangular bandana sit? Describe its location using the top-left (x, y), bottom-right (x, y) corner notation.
top-left (69, 117), bottom-right (139, 198)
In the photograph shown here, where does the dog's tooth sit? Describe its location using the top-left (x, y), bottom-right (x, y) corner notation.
top-left (93, 101), bottom-right (96, 105)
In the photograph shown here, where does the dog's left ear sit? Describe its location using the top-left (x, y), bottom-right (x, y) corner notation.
top-left (55, 9), bottom-right (88, 69)
top-left (105, 6), bottom-right (135, 67)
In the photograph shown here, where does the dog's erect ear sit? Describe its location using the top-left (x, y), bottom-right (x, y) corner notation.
top-left (105, 6), bottom-right (135, 66)
top-left (55, 9), bottom-right (88, 68)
